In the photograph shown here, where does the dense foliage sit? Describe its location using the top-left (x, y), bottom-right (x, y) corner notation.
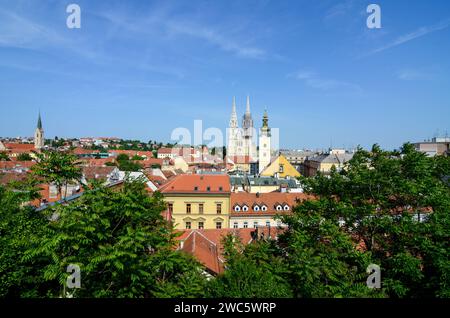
top-left (1, 143), bottom-right (449, 298)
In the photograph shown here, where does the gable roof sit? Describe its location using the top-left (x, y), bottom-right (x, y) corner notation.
top-left (230, 192), bottom-right (311, 215)
top-left (159, 174), bottom-right (230, 194)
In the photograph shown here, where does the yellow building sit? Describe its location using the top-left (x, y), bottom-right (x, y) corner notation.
top-left (260, 154), bottom-right (301, 178)
top-left (159, 174), bottom-right (231, 230)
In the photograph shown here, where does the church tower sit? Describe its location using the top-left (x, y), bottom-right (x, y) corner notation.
top-left (258, 109), bottom-right (271, 173)
top-left (227, 97), bottom-right (240, 157)
top-left (34, 112), bottom-right (44, 151)
top-left (242, 96), bottom-right (256, 160)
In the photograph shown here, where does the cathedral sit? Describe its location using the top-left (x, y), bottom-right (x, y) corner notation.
top-left (227, 96), bottom-right (272, 173)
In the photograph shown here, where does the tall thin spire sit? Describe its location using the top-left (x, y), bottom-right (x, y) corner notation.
top-left (246, 95), bottom-right (251, 113)
top-left (37, 112), bottom-right (42, 130)
top-left (229, 96), bottom-right (238, 128)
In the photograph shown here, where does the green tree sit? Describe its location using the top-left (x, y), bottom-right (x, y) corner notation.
top-left (297, 143), bottom-right (450, 298)
top-left (0, 183), bottom-right (49, 297)
top-left (31, 151), bottom-right (82, 200)
top-left (0, 152), bottom-right (10, 161)
top-left (17, 153), bottom-right (33, 161)
top-left (208, 235), bottom-right (293, 298)
top-left (20, 182), bottom-right (207, 297)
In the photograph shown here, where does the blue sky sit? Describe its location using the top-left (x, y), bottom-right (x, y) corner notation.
top-left (0, 0), bottom-right (449, 150)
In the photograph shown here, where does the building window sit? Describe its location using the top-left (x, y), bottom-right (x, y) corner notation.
top-left (279, 164), bottom-right (284, 173)
top-left (168, 203), bottom-right (173, 213)
top-left (253, 205), bottom-right (260, 211)
top-left (261, 205), bottom-right (267, 211)
top-left (219, 186), bottom-right (223, 191)
top-left (234, 205), bottom-right (241, 212)
top-left (216, 203), bottom-right (222, 214)
top-left (243, 222), bottom-right (248, 228)
top-left (186, 203), bottom-right (191, 214)
top-left (284, 205), bottom-right (290, 211)
top-left (266, 221), bottom-right (271, 227)
top-left (185, 222), bottom-right (191, 229)
top-left (253, 221), bottom-right (258, 228)
top-left (194, 186), bottom-right (198, 191)
top-left (233, 222), bottom-right (238, 229)
top-left (216, 222), bottom-right (222, 229)
top-left (199, 203), bottom-right (204, 214)
top-left (276, 205), bottom-right (283, 211)
top-left (198, 222), bottom-right (204, 229)
top-left (207, 186), bottom-right (211, 192)
top-left (242, 205), bottom-right (249, 212)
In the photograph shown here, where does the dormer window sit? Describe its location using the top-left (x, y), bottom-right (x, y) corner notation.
top-left (194, 186), bottom-right (198, 191)
top-left (234, 205), bottom-right (241, 212)
top-left (242, 205), bottom-right (249, 212)
top-left (253, 205), bottom-right (260, 212)
top-left (276, 205), bottom-right (283, 211)
top-left (261, 205), bottom-right (268, 211)
top-left (219, 186), bottom-right (223, 191)
top-left (283, 205), bottom-right (290, 211)
top-left (206, 186), bottom-right (211, 192)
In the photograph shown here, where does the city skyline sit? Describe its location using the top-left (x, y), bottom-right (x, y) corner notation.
top-left (1, 0), bottom-right (450, 150)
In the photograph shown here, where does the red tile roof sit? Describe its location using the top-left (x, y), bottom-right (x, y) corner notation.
top-left (159, 174), bottom-right (230, 194)
top-left (4, 143), bottom-right (35, 151)
top-left (176, 227), bottom-right (283, 274)
top-left (108, 150), bottom-right (153, 158)
top-left (230, 192), bottom-right (312, 216)
top-left (0, 161), bottom-right (36, 170)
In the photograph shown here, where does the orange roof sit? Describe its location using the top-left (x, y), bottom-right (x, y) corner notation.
top-left (72, 148), bottom-right (100, 155)
top-left (176, 227), bottom-right (283, 274)
top-left (159, 174), bottom-right (230, 194)
top-left (0, 161), bottom-right (36, 170)
top-left (4, 143), bottom-right (35, 151)
top-left (140, 158), bottom-right (164, 168)
top-left (79, 157), bottom-right (115, 166)
top-left (108, 150), bottom-right (153, 158)
top-left (230, 192), bottom-right (312, 215)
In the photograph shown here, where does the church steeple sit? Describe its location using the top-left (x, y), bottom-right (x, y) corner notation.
top-left (34, 112), bottom-right (44, 151)
top-left (37, 112), bottom-right (43, 130)
top-left (245, 95), bottom-right (251, 114)
top-left (229, 96), bottom-right (238, 128)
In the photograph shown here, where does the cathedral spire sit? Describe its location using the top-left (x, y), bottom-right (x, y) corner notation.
top-left (246, 95), bottom-right (251, 114)
top-left (37, 112), bottom-right (43, 130)
top-left (229, 96), bottom-right (238, 128)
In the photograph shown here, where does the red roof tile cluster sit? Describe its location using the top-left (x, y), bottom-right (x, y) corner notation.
top-left (230, 192), bottom-right (312, 216)
top-left (82, 166), bottom-right (117, 180)
top-left (108, 149), bottom-right (153, 158)
top-left (78, 157), bottom-right (115, 166)
top-left (72, 148), bottom-right (100, 155)
top-left (0, 161), bottom-right (36, 170)
top-left (159, 174), bottom-right (230, 194)
top-left (176, 227), bottom-right (284, 274)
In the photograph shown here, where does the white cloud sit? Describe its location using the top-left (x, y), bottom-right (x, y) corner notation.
top-left (368, 19), bottom-right (450, 55)
top-left (396, 69), bottom-right (434, 81)
top-left (289, 70), bottom-right (362, 93)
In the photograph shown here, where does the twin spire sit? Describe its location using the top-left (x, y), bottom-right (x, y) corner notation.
top-left (230, 96), bottom-right (268, 127)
